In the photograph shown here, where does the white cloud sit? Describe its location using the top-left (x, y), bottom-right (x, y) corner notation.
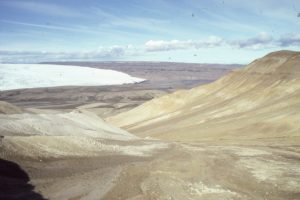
top-left (229, 32), bottom-right (300, 49)
top-left (145, 36), bottom-right (223, 52)
top-left (145, 32), bottom-right (300, 52)
top-left (1, 32), bottom-right (299, 63)
top-left (145, 40), bottom-right (190, 51)
top-left (229, 32), bottom-right (274, 50)
top-left (0, 46), bottom-right (136, 63)
top-left (278, 33), bottom-right (300, 47)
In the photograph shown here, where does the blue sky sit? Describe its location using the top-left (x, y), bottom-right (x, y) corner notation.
top-left (0, 0), bottom-right (299, 64)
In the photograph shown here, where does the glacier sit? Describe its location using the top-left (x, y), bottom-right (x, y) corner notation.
top-left (0, 64), bottom-right (145, 91)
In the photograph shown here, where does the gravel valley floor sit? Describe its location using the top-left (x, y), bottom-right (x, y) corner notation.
top-left (2, 140), bottom-right (299, 200)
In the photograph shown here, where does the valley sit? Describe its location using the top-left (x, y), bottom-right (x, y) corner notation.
top-left (0, 51), bottom-right (299, 200)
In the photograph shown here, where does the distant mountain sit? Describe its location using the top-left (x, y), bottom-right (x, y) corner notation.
top-left (108, 51), bottom-right (300, 143)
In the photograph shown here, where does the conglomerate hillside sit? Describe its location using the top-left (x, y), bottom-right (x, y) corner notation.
top-left (108, 50), bottom-right (300, 143)
top-left (0, 102), bottom-right (168, 200)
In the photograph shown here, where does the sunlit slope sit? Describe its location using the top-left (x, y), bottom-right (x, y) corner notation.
top-left (108, 51), bottom-right (300, 142)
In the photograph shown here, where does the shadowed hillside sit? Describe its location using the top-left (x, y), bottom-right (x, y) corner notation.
top-left (0, 159), bottom-right (47, 200)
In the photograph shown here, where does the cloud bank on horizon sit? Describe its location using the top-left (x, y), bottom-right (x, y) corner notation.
top-left (0, 0), bottom-right (299, 64)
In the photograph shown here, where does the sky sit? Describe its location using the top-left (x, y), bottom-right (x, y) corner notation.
top-left (0, 0), bottom-right (299, 64)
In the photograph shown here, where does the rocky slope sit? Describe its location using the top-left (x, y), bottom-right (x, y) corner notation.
top-left (0, 102), bottom-right (168, 160)
top-left (0, 101), bottom-right (23, 114)
top-left (0, 102), bottom-right (168, 199)
top-left (108, 51), bottom-right (300, 143)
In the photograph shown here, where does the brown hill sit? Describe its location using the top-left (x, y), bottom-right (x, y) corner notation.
top-left (0, 101), bottom-right (23, 114)
top-left (108, 50), bottom-right (300, 143)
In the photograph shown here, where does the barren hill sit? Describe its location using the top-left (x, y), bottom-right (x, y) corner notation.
top-left (108, 50), bottom-right (300, 143)
top-left (0, 102), bottom-right (168, 199)
top-left (0, 101), bottom-right (23, 114)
